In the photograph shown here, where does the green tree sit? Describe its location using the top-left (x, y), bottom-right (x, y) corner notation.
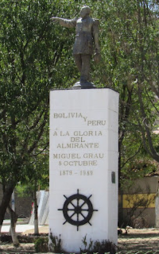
top-left (94, 0), bottom-right (159, 178)
top-left (0, 0), bottom-right (78, 231)
top-left (1, 0), bottom-right (159, 234)
top-left (91, 0), bottom-right (159, 225)
top-left (16, 152), bottom-right (49, 236)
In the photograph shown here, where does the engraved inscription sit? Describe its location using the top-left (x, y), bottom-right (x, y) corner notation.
top-left (59, 170), bottom-right (93, 176)
top-left (52, 111), bottom-right (107, 176)
top-left (53, 112), bottom-right (106, 127)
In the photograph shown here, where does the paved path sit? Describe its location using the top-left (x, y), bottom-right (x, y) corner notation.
top-left (1, 220), bottom-right (49, 234)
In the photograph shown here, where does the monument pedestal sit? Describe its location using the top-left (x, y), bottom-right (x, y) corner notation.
top-left (49, 88), bottom-right (119, 252)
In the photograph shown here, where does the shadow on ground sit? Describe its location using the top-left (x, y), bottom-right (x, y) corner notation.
top-left (0, 228), bottom-right (159, 253)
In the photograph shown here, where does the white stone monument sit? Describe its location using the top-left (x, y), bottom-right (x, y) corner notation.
top-left (49, 88), bottom-right (119, 252)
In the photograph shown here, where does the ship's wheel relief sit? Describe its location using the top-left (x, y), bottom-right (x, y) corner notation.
top-left (58, 189), bottom-right (98, 231)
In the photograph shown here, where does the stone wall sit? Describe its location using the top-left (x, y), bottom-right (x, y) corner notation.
top-left (119, 176), bottom-right (159, 228)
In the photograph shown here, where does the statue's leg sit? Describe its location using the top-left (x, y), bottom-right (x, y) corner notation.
top-left (74, 54), bottom-right (82, 72)
top-left (80, 54), bottom-right (91, 82)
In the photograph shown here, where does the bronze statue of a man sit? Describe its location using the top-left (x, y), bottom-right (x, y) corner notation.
top-left (51, 6), bottom-right (100, 88)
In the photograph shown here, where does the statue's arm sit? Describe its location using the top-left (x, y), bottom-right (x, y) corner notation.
top-left (92, 19), bottom-right (100, 55)
top-left (50, 17), bottom-right (76, 28)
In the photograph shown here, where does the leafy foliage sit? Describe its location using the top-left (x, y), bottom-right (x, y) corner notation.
top-left (0, 0), bottom-right (78, 225)
top-left (34, 237), bottom-right (48, 253)
top-left (80, 235), bottom-right (116, 254)
top-left (1, 0), bottom-right (159, 229)
top-left (49, 231), bottom-right (63, 253)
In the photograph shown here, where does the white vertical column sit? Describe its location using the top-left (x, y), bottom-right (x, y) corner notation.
top-left (49, 88), bottom-right (119, 252)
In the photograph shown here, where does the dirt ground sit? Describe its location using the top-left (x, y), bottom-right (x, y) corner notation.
top-left (118, 228), bottom-right (159, 252)
top-left (1, 227), bottom-right (159, 253)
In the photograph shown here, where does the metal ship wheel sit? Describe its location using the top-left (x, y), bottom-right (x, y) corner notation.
top-left (58, 189), bottom-right (98, 231)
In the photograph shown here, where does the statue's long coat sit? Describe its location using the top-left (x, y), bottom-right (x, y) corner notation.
top-left (58, 16), bottom-right (99, 55)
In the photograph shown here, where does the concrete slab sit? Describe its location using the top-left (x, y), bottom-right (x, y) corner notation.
top-left (1, 224), bottom-right (34, 233)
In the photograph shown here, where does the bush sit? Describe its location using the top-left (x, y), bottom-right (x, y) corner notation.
top-left (34, 237), bottom-right (48, 253)
top-left (80, 235), bottom-right (116, 254)
top-left (48, 231), bottom-right (64, 253)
